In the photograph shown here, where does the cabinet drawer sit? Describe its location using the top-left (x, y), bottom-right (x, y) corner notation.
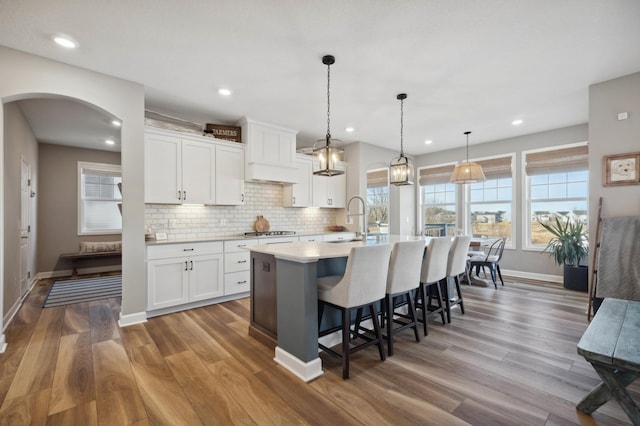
top-left (299, 235), bottom-right (322, 242)
top-left (224, 239), bottom-right (258, 253)
top-left (224, 271), bottom-right (250, 295)
top-left (224, 251), bottom-right (250, 273)
top-left (323, 233), bottom-right (356, 242)
top-left (147, 241), bottom-right (223, 260)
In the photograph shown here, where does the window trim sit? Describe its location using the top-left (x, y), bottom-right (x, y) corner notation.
top-left (416, 162), bottom-right (459, 237)
top-left (521, 141), bottom-right (589, 251)
top-left (465, 152), bottom-right (516, 249)
top-left (77, 161), bottom-right (122, 236)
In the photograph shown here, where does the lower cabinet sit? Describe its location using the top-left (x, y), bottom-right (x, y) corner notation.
top-left (147, 241), bottom-right (224, 311)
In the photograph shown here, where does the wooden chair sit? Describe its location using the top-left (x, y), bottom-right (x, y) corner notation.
top-left (415, 237), bottom-right (452, 336)
top-left (444, 235), bottom-right (472, 322)
top-left (381, 240), bottom-right (425, 356)
top-left (317, 244), bottom-right (392, 379)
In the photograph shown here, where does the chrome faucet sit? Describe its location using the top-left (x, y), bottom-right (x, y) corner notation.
top-left (347, 195), bottom-right (367, 241)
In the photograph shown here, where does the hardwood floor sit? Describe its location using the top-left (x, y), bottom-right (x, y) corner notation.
top-left (1, 278), bottom-right (638, 425)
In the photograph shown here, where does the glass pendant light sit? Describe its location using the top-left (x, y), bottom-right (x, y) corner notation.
top-left (389, 93), bottom-right (414, 186)
top-left (313, 55), bottom-right (344, 176)
top-left (450, 131), bottom-right (486, 183)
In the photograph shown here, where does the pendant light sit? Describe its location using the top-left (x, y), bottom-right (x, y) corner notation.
top-left (450, 131), bottom-right (486, 183)
top-left (313, 55), bottom-right (344, 176)
top-left (389, 93), bottom-right (414, 186)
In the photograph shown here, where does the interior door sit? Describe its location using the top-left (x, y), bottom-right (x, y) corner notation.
top-left (20, 158), bottom-right (31, 296)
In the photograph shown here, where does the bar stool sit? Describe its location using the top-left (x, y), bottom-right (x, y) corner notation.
top-left (415, 237), bottom-right (452, 336)
top-left (382, 240), bottom-right (425, 356)
top-left (317, 244), bottom-right (392, 379)
top-left (444, 235), bottom-right (472, 323)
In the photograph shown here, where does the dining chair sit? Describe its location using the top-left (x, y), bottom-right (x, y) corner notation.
top-left (468, 237), bottom-right (506, 289)
top-left (415, 236), bottom-right (452, 336)
top-left (444, 235), bottom-right (472, 323)
top-left (381, 240), bottom-right (425, 356)
top-left (317, 244), bottom-right (392, 379)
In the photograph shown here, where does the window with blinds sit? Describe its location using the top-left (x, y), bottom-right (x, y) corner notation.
top-left (78, 161), bottom-right (122, 235)
top-left (524, 143), bottom-right (588, 248)
top-left (366, 169), bottom-right (389, 233)
top-left (468, 154), bottom-right (514, 245)
top-left (418, 164), bottom-right (457, 236)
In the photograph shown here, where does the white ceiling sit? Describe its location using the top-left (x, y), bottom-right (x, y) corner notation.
top-left (1, 0), bottom-right (640, 155)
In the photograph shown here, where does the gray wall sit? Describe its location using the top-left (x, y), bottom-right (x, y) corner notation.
top-left (38, 143), bottom-right (121, 273)
top-left (3, 102), bottom-right (38, 316)
top-left (588, 71), bottom-right (640, 284)
top-left (0, 46), bottom-right (146, 336)
top-left (415, 124), bottom-right (589, 279)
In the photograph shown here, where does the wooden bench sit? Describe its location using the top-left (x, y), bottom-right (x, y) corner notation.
top-left (576, 298), bottom-right (640, 424)
top-left (59, 251), bottom-right (122, 278)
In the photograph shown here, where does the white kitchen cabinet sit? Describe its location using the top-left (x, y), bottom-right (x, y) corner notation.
top-left (239, 117), bottom-right (298, 183)
top-left (215, 143), bottom-right (245, 205)
top-left (283, 154), bottom-right (312, 207)
top-left (223, 239), bottom-right (257, 296)
top-left (147, 241), bottom-right (224, 311)
top-left (323, 232), bottom-right (356, 242)
top-left (145, 129), bottom-right (215, 204)
top-left (312, 160), bottom-right (347, 208)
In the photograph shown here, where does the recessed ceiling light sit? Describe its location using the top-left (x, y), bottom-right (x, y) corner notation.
top-left (512, 119), bottom-right (523, 126)
top-left (424, 139), bottom-right (433, 145)
top-left (218, 88), bottom-right (232, 96)
top-left (345, 127), bottom-right (354, 133)
top-left (111, 120), bottom-right (121, 127)
top-left (105, 139), bottom-right (115, 145)
top-left (52, 35), bottom-right (78, 49)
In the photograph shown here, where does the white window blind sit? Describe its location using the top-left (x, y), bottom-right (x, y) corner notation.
top-left (78, 162), bottom-right (122, 235)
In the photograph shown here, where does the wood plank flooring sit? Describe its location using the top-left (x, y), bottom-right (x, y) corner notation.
top-left (1, 278), bottom-right (638, 425)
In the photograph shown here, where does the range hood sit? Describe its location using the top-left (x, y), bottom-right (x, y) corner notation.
top-left (238, 116), bottom-right (298, 183)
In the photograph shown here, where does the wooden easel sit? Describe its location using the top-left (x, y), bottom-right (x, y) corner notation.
top-left (587, 197), bottom-right (603, 321)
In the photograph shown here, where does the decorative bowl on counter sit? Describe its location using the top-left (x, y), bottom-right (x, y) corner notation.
top-left (329, 225), bottom-right (346, 232)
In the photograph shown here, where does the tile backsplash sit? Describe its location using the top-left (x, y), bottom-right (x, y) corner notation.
top-left (145, 181), bottom-right (339, 239)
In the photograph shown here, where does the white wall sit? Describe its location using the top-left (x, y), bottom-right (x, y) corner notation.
top-left (0, 46), bottom-right (146, 346)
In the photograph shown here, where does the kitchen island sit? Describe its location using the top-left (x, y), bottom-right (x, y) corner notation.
top-left (248, 235), bottom-right (428, 382)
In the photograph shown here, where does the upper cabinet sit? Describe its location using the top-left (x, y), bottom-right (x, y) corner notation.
top-left (145, 127), bottom-right (244, 205)
top-left (283, 155), bottom-right (313, 207)
top-left (312, 160), bottom-right (347, 208)
top-left (238, 117), bottom-right (298, 183)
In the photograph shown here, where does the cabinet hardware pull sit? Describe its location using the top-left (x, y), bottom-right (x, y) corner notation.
top-left (183, 248), bottom-right (194, 251)
top-left (183, 190), bottom-right (187, 200)
top-left (237, 244), bottom-right (246, 247)
top-left (237, 280), bottom-right (247, 284)
top-left (293, 196), bottom-right (296, 204)
top-left (190, 261), bottom-right (193, 270)
top-left (241, 193), bottom-right (244, 202)
top-left (178, 190), bottom-right (182, 200)
top-left (237, 260), bottom-right (247, 263)
top-left (184, 261), bottom-right (188, 271)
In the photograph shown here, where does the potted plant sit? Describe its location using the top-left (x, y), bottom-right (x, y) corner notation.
top-left (539, 217), bottom-right (589, 291)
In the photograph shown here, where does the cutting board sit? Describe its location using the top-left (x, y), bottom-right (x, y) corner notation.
top-left (255, 215), bottom-right (270, 232)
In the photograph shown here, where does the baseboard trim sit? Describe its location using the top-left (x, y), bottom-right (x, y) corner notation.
top-left (274, 346), bottom-right (323, 382)
top-left (501, 269), bottom-right (562, 284)
top-left (35, 265), bottom-right (122, 280)
top-left (118, 311), bottom-right (147, 327)
top-left (0, 333), bottom-right (6, 353)
top-left (3, 298), bottom-right (21, 332)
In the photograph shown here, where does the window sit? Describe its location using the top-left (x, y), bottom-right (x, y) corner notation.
top-left (468, 155), bottom-right (514, 246)
top-left (419, 164), bottom-right (457, 236)
top-left (78, 161), bottom-right (122, 235)
top-left (523, 144), bottom-right (588, 249)
top-left (366, 169), bottom-right (389, 234)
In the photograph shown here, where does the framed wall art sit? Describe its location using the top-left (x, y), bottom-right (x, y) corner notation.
top-left (603, 152), bottom-right (640, 186)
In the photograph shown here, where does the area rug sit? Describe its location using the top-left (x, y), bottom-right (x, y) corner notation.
top-left (43, 275), bottom-right (122, 307)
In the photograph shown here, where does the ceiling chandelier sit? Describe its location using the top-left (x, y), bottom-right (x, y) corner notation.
top-left (313, 55), bottom-right (344, 176)
top-left (450, 131), bottom-right (486, 184)
top-left (389, 93), bottom-right (414, 186)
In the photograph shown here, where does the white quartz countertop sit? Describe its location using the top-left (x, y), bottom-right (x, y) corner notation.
top-left (144, 231), bottom-right (356, 246)
top-left (248, 235), bottom-right (430, 263)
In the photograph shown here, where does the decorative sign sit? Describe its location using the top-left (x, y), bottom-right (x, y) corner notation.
top-left (204, 124), bottom-right (242, 143)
